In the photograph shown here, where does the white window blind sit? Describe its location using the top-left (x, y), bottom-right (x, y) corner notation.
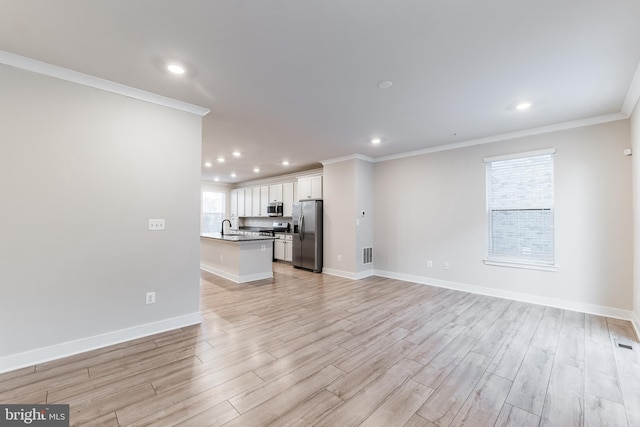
top-left (202, 191), bottom-right (225, 233)
top-left (485, 150), bottom-right (555, 265)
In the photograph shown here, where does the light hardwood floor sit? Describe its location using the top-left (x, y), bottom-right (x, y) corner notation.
top-left (2, 263), bottom-right (639, 426)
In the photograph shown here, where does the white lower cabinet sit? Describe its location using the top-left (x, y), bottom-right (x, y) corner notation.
top-left (284, 235), bottom-right (292, 262)
top-left (275, 234), bottom-right (292, 261)
top-left (274, 235), bottom-right (286, 260)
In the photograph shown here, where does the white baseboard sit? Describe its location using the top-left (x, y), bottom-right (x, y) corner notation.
top-left (0, 312), bottom-right (201, 375)
top-left (374, 269), bottom-right (636, 323)
top-left (323, 268), bottom-right (375, 280)
top-left (632, 311), bottom-right (640, 341)
top-left (200, 263), bottom-right (273, 283)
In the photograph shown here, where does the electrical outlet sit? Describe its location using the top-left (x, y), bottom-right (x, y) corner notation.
top-left (427, 260), bottom-right (433, 268)
top-left (261, 244), bottom-right (266, 251)
top-left (337, 254), bottom-right (342, 261)
top-left (146, 292), bottom-right (156, 304)
top-left (148, 219), bottom-right (165, 231)
top-left (444, 262), bottom-right (450, 270)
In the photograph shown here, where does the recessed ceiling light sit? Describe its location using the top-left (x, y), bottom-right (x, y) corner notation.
top-left (282, 160), bottom-right (290, 166)
top-left (516, 102), bottom-right (532, 110)
top-left (217, 157), bottom-right (225, 163)
top-left (232, 151), bottom-right (241, 157)
top-left (214, 177), bottom-right (219, 182)
top-left (253, 167), bottom-right (260, 173)
top-left (204, 161), bottom-right (212, 167)
top-left (378, 80), bottom-right (393, 89)
top-left (167, 63), bottom-right (186, 75)
top-left (230, 172), bottom-right (236, 178)
top-left (371, 138), bottom-right (382, 145)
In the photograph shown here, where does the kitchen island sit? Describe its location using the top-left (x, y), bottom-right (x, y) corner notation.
top-left (200, 233), bottom-right (275, 283)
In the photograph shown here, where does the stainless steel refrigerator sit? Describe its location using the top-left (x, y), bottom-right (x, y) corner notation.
top-left (292, 200), bottom-right (323, 272)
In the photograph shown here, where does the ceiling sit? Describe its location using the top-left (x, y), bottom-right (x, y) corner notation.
top-left (2, 1), bottom-right (639, 184)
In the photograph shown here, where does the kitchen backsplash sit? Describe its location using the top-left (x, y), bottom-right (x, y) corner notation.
top-left (239, 217), bottom-right (293, 228)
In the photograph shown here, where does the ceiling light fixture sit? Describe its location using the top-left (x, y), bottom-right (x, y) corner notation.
top-left (378, 80), bottom-right (393, 89)
top-left (214, 177), bottom-right (219, 182)
top-left (167, 63), bottom-right (186, 75)
top-left (253, 167), bottom-right (260, 173)
top-left (516, 102), bottom-right (532, 110)
top-left (204, 161), bottom-right (212, 167)
top-left (371, 138), bottom-right (382, 145)
top-left (230, 172), bottom-right (236, 178)
top-left (282, 160), bottom-right (290, 166)
top-left (217, 157), bottom-right (225, 163)
top-left (232, 151), bottom-right (241, 157)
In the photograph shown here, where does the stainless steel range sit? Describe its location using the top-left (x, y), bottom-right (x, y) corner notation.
top-left (266, 222), bottom-right (289, 260)
top-left (272, 222), bottom-right (289, 233)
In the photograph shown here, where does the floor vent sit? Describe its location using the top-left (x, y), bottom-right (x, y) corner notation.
top-left (616, 338), bottom-right (633, 350)
top-left (363, 247), bottom-right (373, 265)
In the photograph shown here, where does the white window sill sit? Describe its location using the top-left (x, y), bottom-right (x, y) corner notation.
top-left (484, 259), bottom-right (558, 272)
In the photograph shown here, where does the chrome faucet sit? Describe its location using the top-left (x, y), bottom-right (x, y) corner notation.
top-left (221, 219), bottom-right (232, 236)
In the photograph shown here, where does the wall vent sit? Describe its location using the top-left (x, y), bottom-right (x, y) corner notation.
top-left (363, 247), bottom-right (373, 265)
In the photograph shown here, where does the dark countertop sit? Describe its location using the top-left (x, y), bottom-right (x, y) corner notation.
top-left (233, 226), bottom-right (290, 233)
top-left (201, 232), bottom-right (275, 242)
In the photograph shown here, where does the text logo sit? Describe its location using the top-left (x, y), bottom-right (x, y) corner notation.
top-left (0, 405), bottom-right (69, 426)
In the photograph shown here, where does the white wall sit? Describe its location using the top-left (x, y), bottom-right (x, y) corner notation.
top-left (323, 158), bottom-right (375, 278)
top-left (631, 104), bottom-right (640, 330)
top-left (323, 160), bottom-right (358, 274)
top-left (355, 159), bottom-right (374, 275)
top-left (374, 120), bottom-right (633, 314)
top-left (0, 64), bottom-right (203, 370)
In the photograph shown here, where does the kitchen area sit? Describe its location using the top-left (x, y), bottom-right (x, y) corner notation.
top-left (200, 171), bottom-right (323, 282)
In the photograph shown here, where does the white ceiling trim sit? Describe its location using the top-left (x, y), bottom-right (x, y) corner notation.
top-left (230, 168), bottom-right (324, 188)
top-left (374, 112), bottom-right (628, 163)
top-left (320, 153), bottom-right (375, 166)
top-left (622, 60), bottom-right (640, 116)
top-left (0, 50), bottom-right (210, 117)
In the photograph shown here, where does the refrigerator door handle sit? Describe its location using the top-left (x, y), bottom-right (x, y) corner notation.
top-left (299, 215), bottom-right (304, 240)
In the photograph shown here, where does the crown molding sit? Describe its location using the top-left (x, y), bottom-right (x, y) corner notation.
top-left (320, 153), bottom-right (374, 166)
top-left (227, 167), bottom-right (324, 188)
top-left (0, 50), bottom-right (210, 117)
top-left (374, 112), bottom-right (628, 163)
top-left (622, 60), bottom-right (640, 116)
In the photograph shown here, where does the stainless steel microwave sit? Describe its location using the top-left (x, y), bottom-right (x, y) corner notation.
top-left (267, 202), bottom-right (283, 217)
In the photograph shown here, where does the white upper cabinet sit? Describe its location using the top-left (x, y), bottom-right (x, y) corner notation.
top-left (260, 186), bottom-right (269, 216)
top-left (233, 175), bottom-right (319, 217)
top-left (237, 188), bottom-right (245, 217)
top-left (244, 188), bottom-right (252, 217)
top-left (298, 175), bottom-right (322, 200)
top-left (283, 182), bottom-right (294, 217)
top-left (252, 187), bottom-right (261, 216)
top-left (230, 189), bottom-right (238, 218)
top-left (229, 189), bottom-right (238, 228)
top-left (269, 184), bottom-right (283, 202)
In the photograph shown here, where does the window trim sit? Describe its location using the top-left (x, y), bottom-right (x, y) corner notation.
top-left (484, 148), bottom-right (557, 271)
top-left (483, 147), bottom-right (556, 164)
top-left (483, 258), bottom-right (558, 272)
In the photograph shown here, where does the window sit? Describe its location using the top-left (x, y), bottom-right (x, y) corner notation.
top-left (202, 191), bottom-right (225, 233)
top-left (484, 149), bottom-right (555, 269)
